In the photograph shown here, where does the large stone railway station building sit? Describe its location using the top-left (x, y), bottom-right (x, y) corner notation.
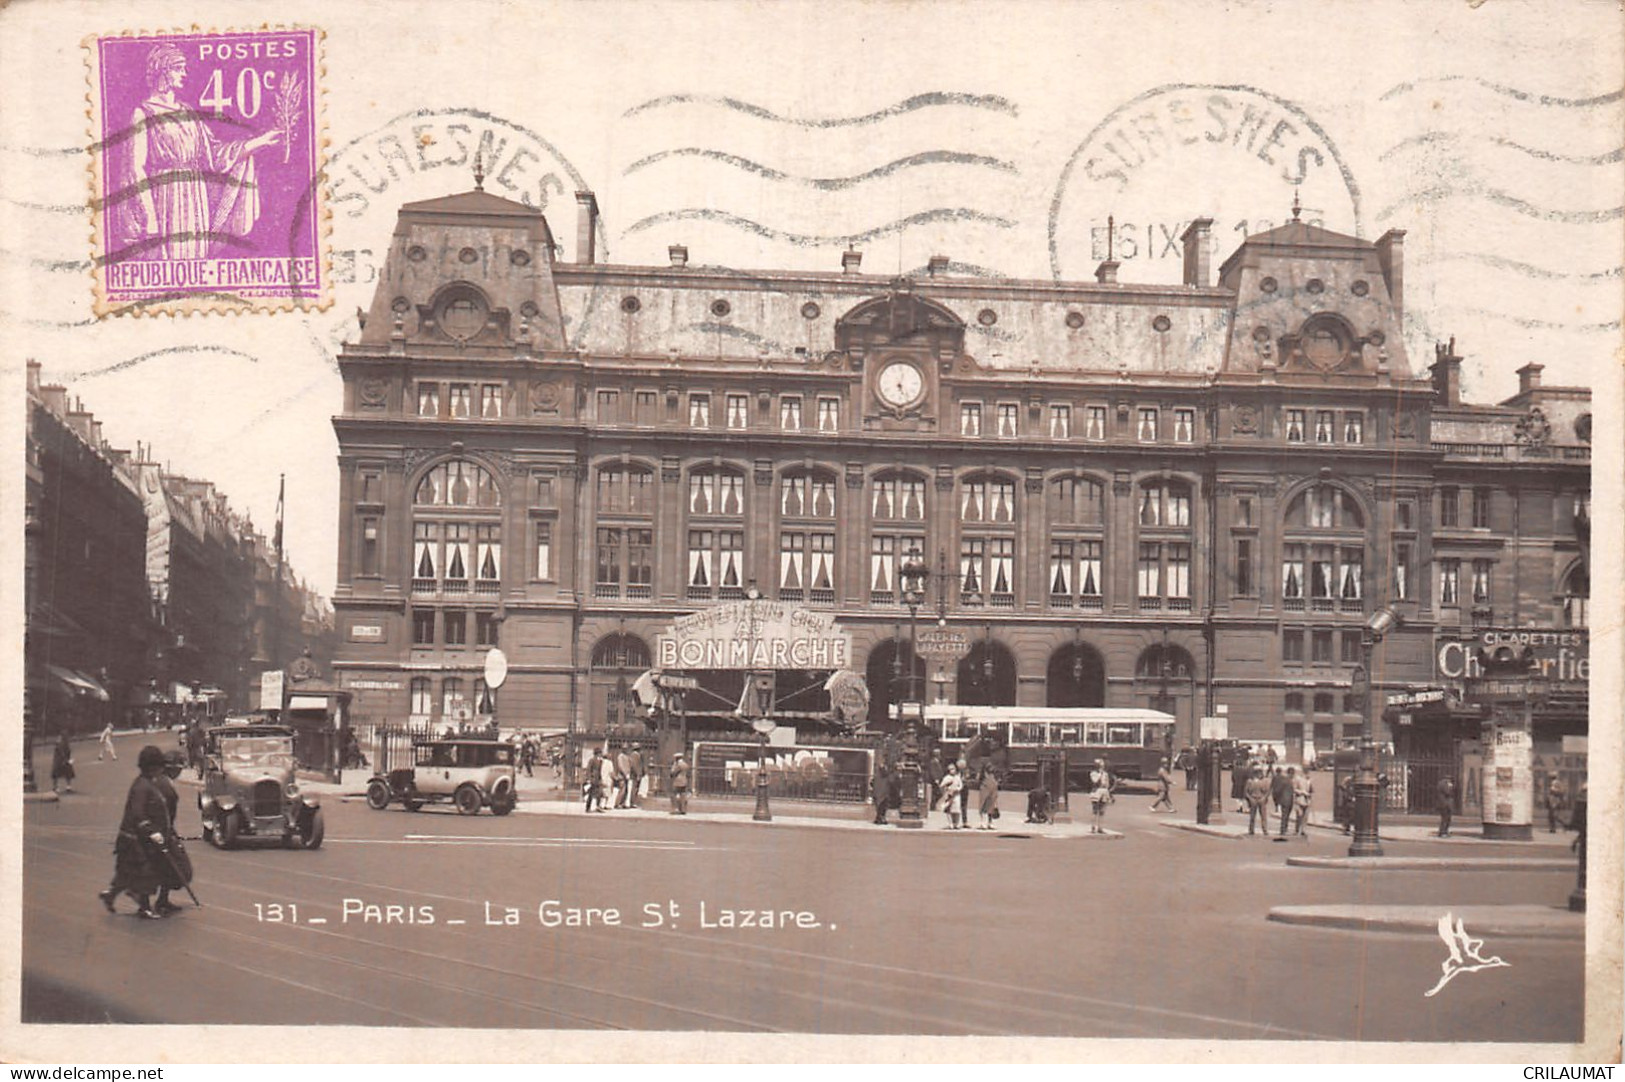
top-left (330, 181), bottom-right (1590, 774)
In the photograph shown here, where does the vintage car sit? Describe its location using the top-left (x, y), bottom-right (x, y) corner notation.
top-left (366, 738), bottom-right (517, 815)
top-left (198, 722), bottom-right (325, 849)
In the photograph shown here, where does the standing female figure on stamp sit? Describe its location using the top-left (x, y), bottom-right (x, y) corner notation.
top-left (123, 43), bottom-right (280, 260)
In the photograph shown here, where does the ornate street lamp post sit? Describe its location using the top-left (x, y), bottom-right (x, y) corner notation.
top-left (743, 582), bottom-right (775, 823)
top-left (1350, 606), bottom-right (1403, 858)
top-left (896, 551), bottom-right (929, 827)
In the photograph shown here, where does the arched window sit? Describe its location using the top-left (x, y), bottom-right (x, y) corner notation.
top-left (1281, 483), bottom-right (1368, 614)
top-left (781, 468), bottom-right (839, 604)
top-left (1561, 565), bottom-right (1589, 628)
top-left (412, 459), bottom-right (503, 602)
top-left (687, 467), bottom-right (747, 601)
top-left (591, 633), bottom-right (651, 671)
top-left (1136, 479), bottom-right (1194, 612)
top-left (1135, 644), bottom-right (1194, 679)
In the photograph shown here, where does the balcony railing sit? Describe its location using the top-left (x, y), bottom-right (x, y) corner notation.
top-left (808, 588), bottom-right (836, 606)
top-left (1311, 597), bottom-right (1334, 612)
top-left (1079, 595), bottom-right (1104, 612)
top-left (778, 588), bottom-right (803, 603)
top-left (411, 578), bottom-right (436, 595)
top-left (1168, 597), bottom-right (1193, 612)
top-left (1139, 596), bottom-right (1162, 611)
top-left (1339, 597), bottom-right (1364, 613)
top-left (1433, 440), bottom-right (1590, 462)
top-left (1283, 597), bottom-right (1306, 612)
top-left (474, 580), bottom-right (500, 596)
top-left (990, 593), bottom-right (1015, 609)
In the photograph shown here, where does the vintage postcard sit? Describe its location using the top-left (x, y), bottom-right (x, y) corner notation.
top-left (1, 0), bottom-right (1619, 1066)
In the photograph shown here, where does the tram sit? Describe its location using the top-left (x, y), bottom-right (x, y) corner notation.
top-left (915, 705), bottom-right (1178, 789)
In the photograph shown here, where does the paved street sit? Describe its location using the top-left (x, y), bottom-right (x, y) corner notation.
top-left (23, 734), bottom-right (1583, 1039)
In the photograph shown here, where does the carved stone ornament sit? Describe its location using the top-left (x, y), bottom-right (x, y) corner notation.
top-left (1395, 411), bottom-right (1417, 439)
top-left (1515, 406), bottom-right (1552, 448)
top-left (402, 447), bottom-right (438, 475)
top-left (1232, 404), bottom-right (1259, 435)
top-left (358, 377), bottom-right (388, 409)
top-left (530, 380), bottom-right (562, 413)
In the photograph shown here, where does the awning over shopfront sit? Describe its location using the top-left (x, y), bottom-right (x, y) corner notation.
top-left (46, 665), bottom-right (110, 701)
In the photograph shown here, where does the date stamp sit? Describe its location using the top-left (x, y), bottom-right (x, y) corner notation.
top-left (85, 27), bottom-right (329, 316)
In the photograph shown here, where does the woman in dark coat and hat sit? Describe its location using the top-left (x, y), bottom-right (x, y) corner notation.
top-left (98, 745), bottom-right (178, 918)
top-left (51, 731), bottom-right (75, 794)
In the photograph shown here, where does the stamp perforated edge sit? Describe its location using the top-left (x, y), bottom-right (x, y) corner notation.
top-left (81, 24), bottom-right (333, 319)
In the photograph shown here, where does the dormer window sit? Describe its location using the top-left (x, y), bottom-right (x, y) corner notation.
top-left (438, 289), bottom-right (488, 341)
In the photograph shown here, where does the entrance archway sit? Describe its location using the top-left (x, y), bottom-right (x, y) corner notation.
top-left (866, 639), bottom-right (928, 731)
top-left (589, 633), bottom-right (650, 730)
top-left (1047, 642), bottom-right (1106, 707)
top-left (956, 639), bottom-right (1017, 706)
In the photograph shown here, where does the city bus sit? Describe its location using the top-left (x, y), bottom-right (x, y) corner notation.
top-left (913, 705), bottom-right (1178, 790)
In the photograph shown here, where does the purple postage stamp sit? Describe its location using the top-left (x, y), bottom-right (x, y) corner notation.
top-left (86, 27), bottom-right (329, 316)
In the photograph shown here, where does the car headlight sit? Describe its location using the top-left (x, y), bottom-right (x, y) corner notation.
top-left (285, 782), bottom-right (300, 799)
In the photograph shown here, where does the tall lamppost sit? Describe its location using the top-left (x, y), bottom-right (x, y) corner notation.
top-left (1350, 605), bottom-right (1403, 858)
top-left (743, 581), bottom-right (775, 823)
top-left (896, 550), bottom-right (931, 828)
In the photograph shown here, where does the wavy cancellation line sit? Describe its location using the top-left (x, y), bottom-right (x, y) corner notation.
top-left (623, 148), bottom-right (1018, 189)
top-left (1376, 184), bottom-right (1622, 225)
top-left (70, 344), bottom-right (265, 381)
top-left (1379, 131), bottom-right (1624, 167)
top-left (1428, 304), bottom-right (1621, 334)
top-left (1380, 75), bottom-right (1623, 108)
top-left (1426, 252), bottom-right (1623, 282)
top-left (622, 207), bottom-right (1016, 248)
top-left (623, 91), bottom-right (1019, 127)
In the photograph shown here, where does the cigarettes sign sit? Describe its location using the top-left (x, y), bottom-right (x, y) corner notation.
top-left (1435, 628), bottom-right (1587, 684)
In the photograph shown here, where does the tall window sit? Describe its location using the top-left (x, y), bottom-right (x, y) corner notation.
top-left (598, 465), bottom-right (654, 514)
top-left (996, 403), bottom-right (1019, 438)
top-left (1137, 542), bottom-right (1188, 609)
top-left (1282, 484), bottom-right (1365, 613)
top-left (359, 517), bottom-right (380, 576)
top-left (870, 535), bottom-right (922, 603)
top-left (1137, 408), bottom-right (1159, 442)
top-left (1049, 476), bottom-right (1105, 525)
top-left (1234, 537), bottom-right (1252, 595)
top-left (1472, 488), bottom-right (1492, 529)
top-left (1312, 630), bottom-right (1333, 664)
top-left (1282, 630), bottom-right (1303, 663)
top-left (817, 397), bottom-right (840, 432)
top-left (443, 610), bottom-right (467, 646)
top-left (1562, 566), bottom-right (1589, 628)
top-left (534, 522), bottom-right (552, 580)
top-left (412, 609), bottom-right (435, 646)
top-left (1393, 540), bottom-right (1411, 600)
top-left (596, 527), bottom-right (653, 599)
top-left (686, 529), bottom-right (745, 599)
top-left (780, 396), bottom-right (802, 431)
top-left (1282, 543), bottom-right (1306, 606)
top-left (782, 469), bottom-right (838, 602)
top-left (1049, 475), bottom-right (1105, 611)
top-left (1049, 404), bottom-right (1071, 438)
top-left (634, 389), bottom-right (657, 424)
top-left (1285, 409), bottom-right (1305, 443)
top-left (1138, 482), bottom-right (1191, 527)
top-left (1048, 539), bottom-right (1103, 609)
top-left (726, 393), bottom-right (749, 429)
top-left (689, 469), bottom-right (744, 515)
top-left (871, 474), bottom-right (925, 521)
top-left (1173, 408), bottom-right (1195, 443)
top-left (960, 402), bottom-right (982, 436)
top-left (480, 384), bottom-right (503, 418)
top-left (442, 678), bottom-right (466, 719)
top-left (1439, 485), bottom-right (1459, 528)
top-left (1344, 412), bottom-right (1363, 443)
top-left (476, 612), bottom-right (500, 647)
top-left (1315, 410), bottom-right (1335, 443)
top-left (957, 537), bottom-right (1012, 606)
top-left (783, 474), bottom-right (837, 518)
top-left (1439, 558), bottom-right (1460, 607)
top-left (1084, 405), bottom-right (1106, 440)
top-left (417, 383), bottom-right (440, 417)
top-left (689, 393), bottom-right (711, 427)
top-left (410, 677), bottom-right (433, 718)
top-left (1471, 559), bottom-right (1492, 605)
top-left (449, 384), bottom-right (472, 418)
top-left (1138, 543), bottom-right (1162, 606)
top-left (475, 524), bottom-right (501, 593)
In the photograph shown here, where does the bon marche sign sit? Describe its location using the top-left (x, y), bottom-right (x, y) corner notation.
top-left (656, 602), bottom-right (851, 671)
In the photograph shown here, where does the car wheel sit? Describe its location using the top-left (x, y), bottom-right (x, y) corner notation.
top-left (366, 780), bottom-right (391, 811)
top-left (301, 808), bottom-right (325, 850)
top-left (219, 810), bottom-right (240, 850)
top-left (403, 787), bottom-right (424, 812)
top-left (491, 791), bottom-right (515, 816)
top-left (454, 784), bottom-right (483, 815)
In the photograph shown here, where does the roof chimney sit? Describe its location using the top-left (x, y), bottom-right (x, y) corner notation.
top-left (1517, 362), bottom-right (1544, 396)
top-left (1375, 229), bottom-right (1405, 327)
top-left (1431, 337), bottom-right (1462, 407)
top-left (1179, 217), bottom-right (1214, 287)
top-left (842, 248), bottom-right (862, 275)
top-left (574, 191), bottom-right (597, 265)
top-left (927, 254), bottom-right (950, 276)
top-left (668, 244), bottom-right (688, 268)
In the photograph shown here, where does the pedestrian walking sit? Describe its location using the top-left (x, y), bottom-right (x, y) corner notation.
top-left (1545, 775), bottom-right (1569, 833)
top-left (1436, 774), bottom-right (1456, 837)
top-left (614, 746), bottom-right (632, 808)
top-left (1088, 759), bottom-right (1113, 834)
top-left (940, 763), bottom-right (964, 829)
top-left (1337, 773), bottom-right (1356, 834)
top-left (520, 735), bottom-right (536, 778)
top-left (1245, 766), bottom-right (1271, 835)
top-left (1231, 754), bottom-right (1250, 814)
top-left (51, 731), bottom-right (75, 794)
top-left (977, 766), bottom-right (1000, 830)
top-left (97, 720), bottom-right (117, 761)
top-left (1290, 767), bottom-right (1312, 835)
top-left (599, 747), bottom-right (618, 810)
top-left (1151, 758), bottom-right (1175, 813)
top-left (1271, 767), bottom-right (1293, 837)
top-left (152, 752), bottom-right (194, 914)
top-left (98, 746), bottom-right (178, 919)
top-left (669, 753), bottom-right (690, 815)
top-left (584, 748), bottom-right (605, 812)
top-left (956, 757), bottom-right (972, 825)
top-left (628, 746), bottom-right (645, 808)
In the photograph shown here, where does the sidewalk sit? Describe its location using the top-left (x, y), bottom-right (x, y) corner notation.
top-left (1266, 903), bottom-right (1582, 940)
top-left (1166, 807), bottom-right (1577, 847)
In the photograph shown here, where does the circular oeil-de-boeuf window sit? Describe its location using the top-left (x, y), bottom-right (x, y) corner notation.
top-left (711, 298), bottom-right (732, 317)
top-left (458, 247), bottom-right (480, 264)
top-left (439, 292), bottom-right (489, 340)
top-left (1300, 316), bottom-right (1351, 371)
top-left (1065, 311), bottom-right (1085, 329)
top-left (1351, 279), bottom-right (1370, 297)
top-left (621, 295), bottom-right (642, 313)
top-left (1259, 276), bottom-right (1278, 293)
top-left (978, 308), bottom-right (998, 326)
top-left (801, 301), bottom-right (822, 320)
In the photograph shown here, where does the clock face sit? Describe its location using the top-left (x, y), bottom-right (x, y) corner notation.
top-left (877, 360), bottom-right (924, 408)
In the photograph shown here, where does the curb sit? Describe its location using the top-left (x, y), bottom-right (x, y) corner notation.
top-left (1163, 821), bottom-right (1311, 841)
top-left (1266, 903), bottom-right (1583, 940)
top-left (23, 791), bottom-right (61, 804)
top-left (1287, 856), bottom-right (1576, 872)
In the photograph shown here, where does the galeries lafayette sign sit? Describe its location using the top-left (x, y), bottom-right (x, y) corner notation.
top-left (656, 602), bottom-right (852, 671)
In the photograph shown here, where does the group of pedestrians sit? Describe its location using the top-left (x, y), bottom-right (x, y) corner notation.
top-left (582, 744), bottom-right (646, 812)
top-left (919, 752), bottom-right (999, 829)
top-left (98, 745), bottom-right (193, 919)
top-left (1241, 762), bottom-right (1313, 836)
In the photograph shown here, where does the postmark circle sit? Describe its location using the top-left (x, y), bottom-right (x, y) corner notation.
top-left (1049, 83), bottom-right (1362, 286)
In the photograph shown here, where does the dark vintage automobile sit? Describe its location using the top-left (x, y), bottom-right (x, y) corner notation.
top-left (366, 738), bottom-right (517, 815)
top-left (199, 722), bottom-right (325, 849)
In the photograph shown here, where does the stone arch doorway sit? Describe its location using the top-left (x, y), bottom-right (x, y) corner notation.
top-left (866, 638), bottom-right (928, 731)
top-left (957, 638), bottom-right (1017, 706)
top-left (1046, 641), bottom-right (1106, 707)
top-left (588, 633), bottom-right (651, 730)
